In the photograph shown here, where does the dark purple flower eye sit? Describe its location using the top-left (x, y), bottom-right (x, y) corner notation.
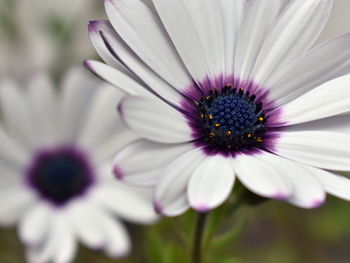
top-left (187, 83), bottom-right (272, 156)
top-left (26, 146), bottom-right (95, 206)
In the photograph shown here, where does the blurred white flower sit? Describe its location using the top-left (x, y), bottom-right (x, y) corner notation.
top-left (0, 0), bottom-right (104, 76)
top-left (0, 67), bottom-right (158, 263)
top-left (86, 0), bottom-right (350, 216)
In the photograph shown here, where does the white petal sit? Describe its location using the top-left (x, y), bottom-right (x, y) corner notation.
top-left (74, 80), bottom-right (139, 164)
top-left (85, 60), bottom-right (151, 97)
top-left (220, 0), bottom-right (246, 75)
top-left (53, 223), bottom-right (77, 263)
top-left (0, 164), bottom-right (22, 189)
top-left (27, 73), bottom-right (58, 145)
top-left (0, 124), bottom-right (29, 166)
top-left (75, 82), bottom-right (122, 142)
top-left (58, 66), bottom-right (99, 142)
top-left (152, 0), bottom-right (212, 83)
top-left (69, 203), bottom-right (105, 248)
top-left (233, 152), bottom-right (293, 199)
top-left (90, 209), bottom-right (131, 258)
top-left (252, 0), bottom-right (333, 85)
top-left (0, 188), bottom-right (35, 226)
top-left (88, 20), bottom-right (129, 72)
top-left (270, 131), bottom-right (350, 171)
top-left (91, 182), bottom-right (158, 224)
top-left (267, 33), bottom-right (350, 105)
top-left (76, 83), bottom-right (137, 155)
top-left (69, 200), bottom-right (130, 258)
top-left (275, 74), bottom-right (350, 126)
top-left (283, 114), bottom-right (350, 134)
top-left (234, 154), bottom-right (325, 208)
top-left (282, 164), bottom-right (326, 209)
top-left (18, 203), bottom-right (51, 246)
top-left (105, 0), bottom-right (191, 90)
top-left (0, 79), bottom-right (35, 148)
top-left (92, 130), bottom-right (139, 166)
top-left (200, 0), bottom-right (226, 77)
top-left (113, 140), bottom-right (192, 186)
top-left (234, 0), bottom-right (287, 81)
top-left (155, 148), bottom-right (206, 216)
top-left (33, 216), bottom-right (77, 263)
top-left (87, 19), bottom-right (182, 104)
top-left (188, 155), bottom-right (235, 211)
top-left (310, 168), bottom-right (350, 201)
top-left (171, 0), bottom-right (226, 77)
top-left (120, 96), bottom-right (192, 143)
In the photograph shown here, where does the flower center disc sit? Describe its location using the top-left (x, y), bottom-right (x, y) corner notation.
top-left (196, 85), bottom-right (266, 154)
top-left (27, 147), bottom-right (95, 205)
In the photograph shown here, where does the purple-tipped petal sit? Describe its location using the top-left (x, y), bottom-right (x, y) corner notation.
top-left (155, 148), bottom-right (205, 217)
top-left (153, 201), bottom-right (163, 215)
top-left (105, 0), bottom-right (192, 91)
top-left (188, 155), bottom-right (235, 211)
top-left (113, 165), bottom-right (124, 180)
top-left (234, 152), bottom-right (293, 199)
top-left (306, 166), bottom-right (350, 202)
top-left (193, 204), bottom-right (211, 213)
top-left (311, 199), bottom-right (325, 208)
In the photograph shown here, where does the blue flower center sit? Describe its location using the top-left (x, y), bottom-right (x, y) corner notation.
top-left (27, 147), bottom-right (94, 206)
top-left (197, 85), bottom-right (266, 153)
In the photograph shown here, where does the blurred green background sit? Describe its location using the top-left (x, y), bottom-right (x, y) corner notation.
top-left (1, 0), bottom-right (350, 262)
top-left (2, 196), bottom-right (350, 263)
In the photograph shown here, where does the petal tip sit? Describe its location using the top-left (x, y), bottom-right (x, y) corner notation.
top-left (272, 192), bottom-right (290, 200)
top-left (88, 21), bottom-right (99, 33)
top-left (83, 60), bottom-right (93, 70)
top-left (113, 165), bottom-right (124, 180)
top-left (117, 100), bottom-right (124, 116)
top-left (108, 247), bottom-right (130, 259)
top-left (153, 201), bottom-right (164, 215)
top-left (193, 204), bottom-right (212, 213)
top-left (311, 198), bottom-right (325, 208)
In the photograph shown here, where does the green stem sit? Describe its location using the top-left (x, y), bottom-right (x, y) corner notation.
top-left (192, 212), bottom-right (208, 263)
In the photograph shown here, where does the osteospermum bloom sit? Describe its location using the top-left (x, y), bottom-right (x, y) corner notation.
top-left (0, 67), bottom-right (157, 263)
top-left (86, 0), bottom-right (350, 216)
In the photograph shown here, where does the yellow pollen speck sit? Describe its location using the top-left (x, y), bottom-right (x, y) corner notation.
top-left (259, 117), bottom-right (264, 121)
top-left (226, 131), bottom-right (232, 136)
top-left (209, 132), bottom-right (215, 138)
top-left (208, 115), bottom-right (213, 120)
top-left (206, 96), bottom-right (211, 100)
top-left (256, 137), bottom-right (263, 142)
top-left (247, 133), bottom-right (252, 138)
top-left (215, 123), bottom-right (220, 127)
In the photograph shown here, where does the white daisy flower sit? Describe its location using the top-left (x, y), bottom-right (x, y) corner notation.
top-left (86, 0), bottom-right (350, 216)
top-left (0, 67), bottom-right (158, 263)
